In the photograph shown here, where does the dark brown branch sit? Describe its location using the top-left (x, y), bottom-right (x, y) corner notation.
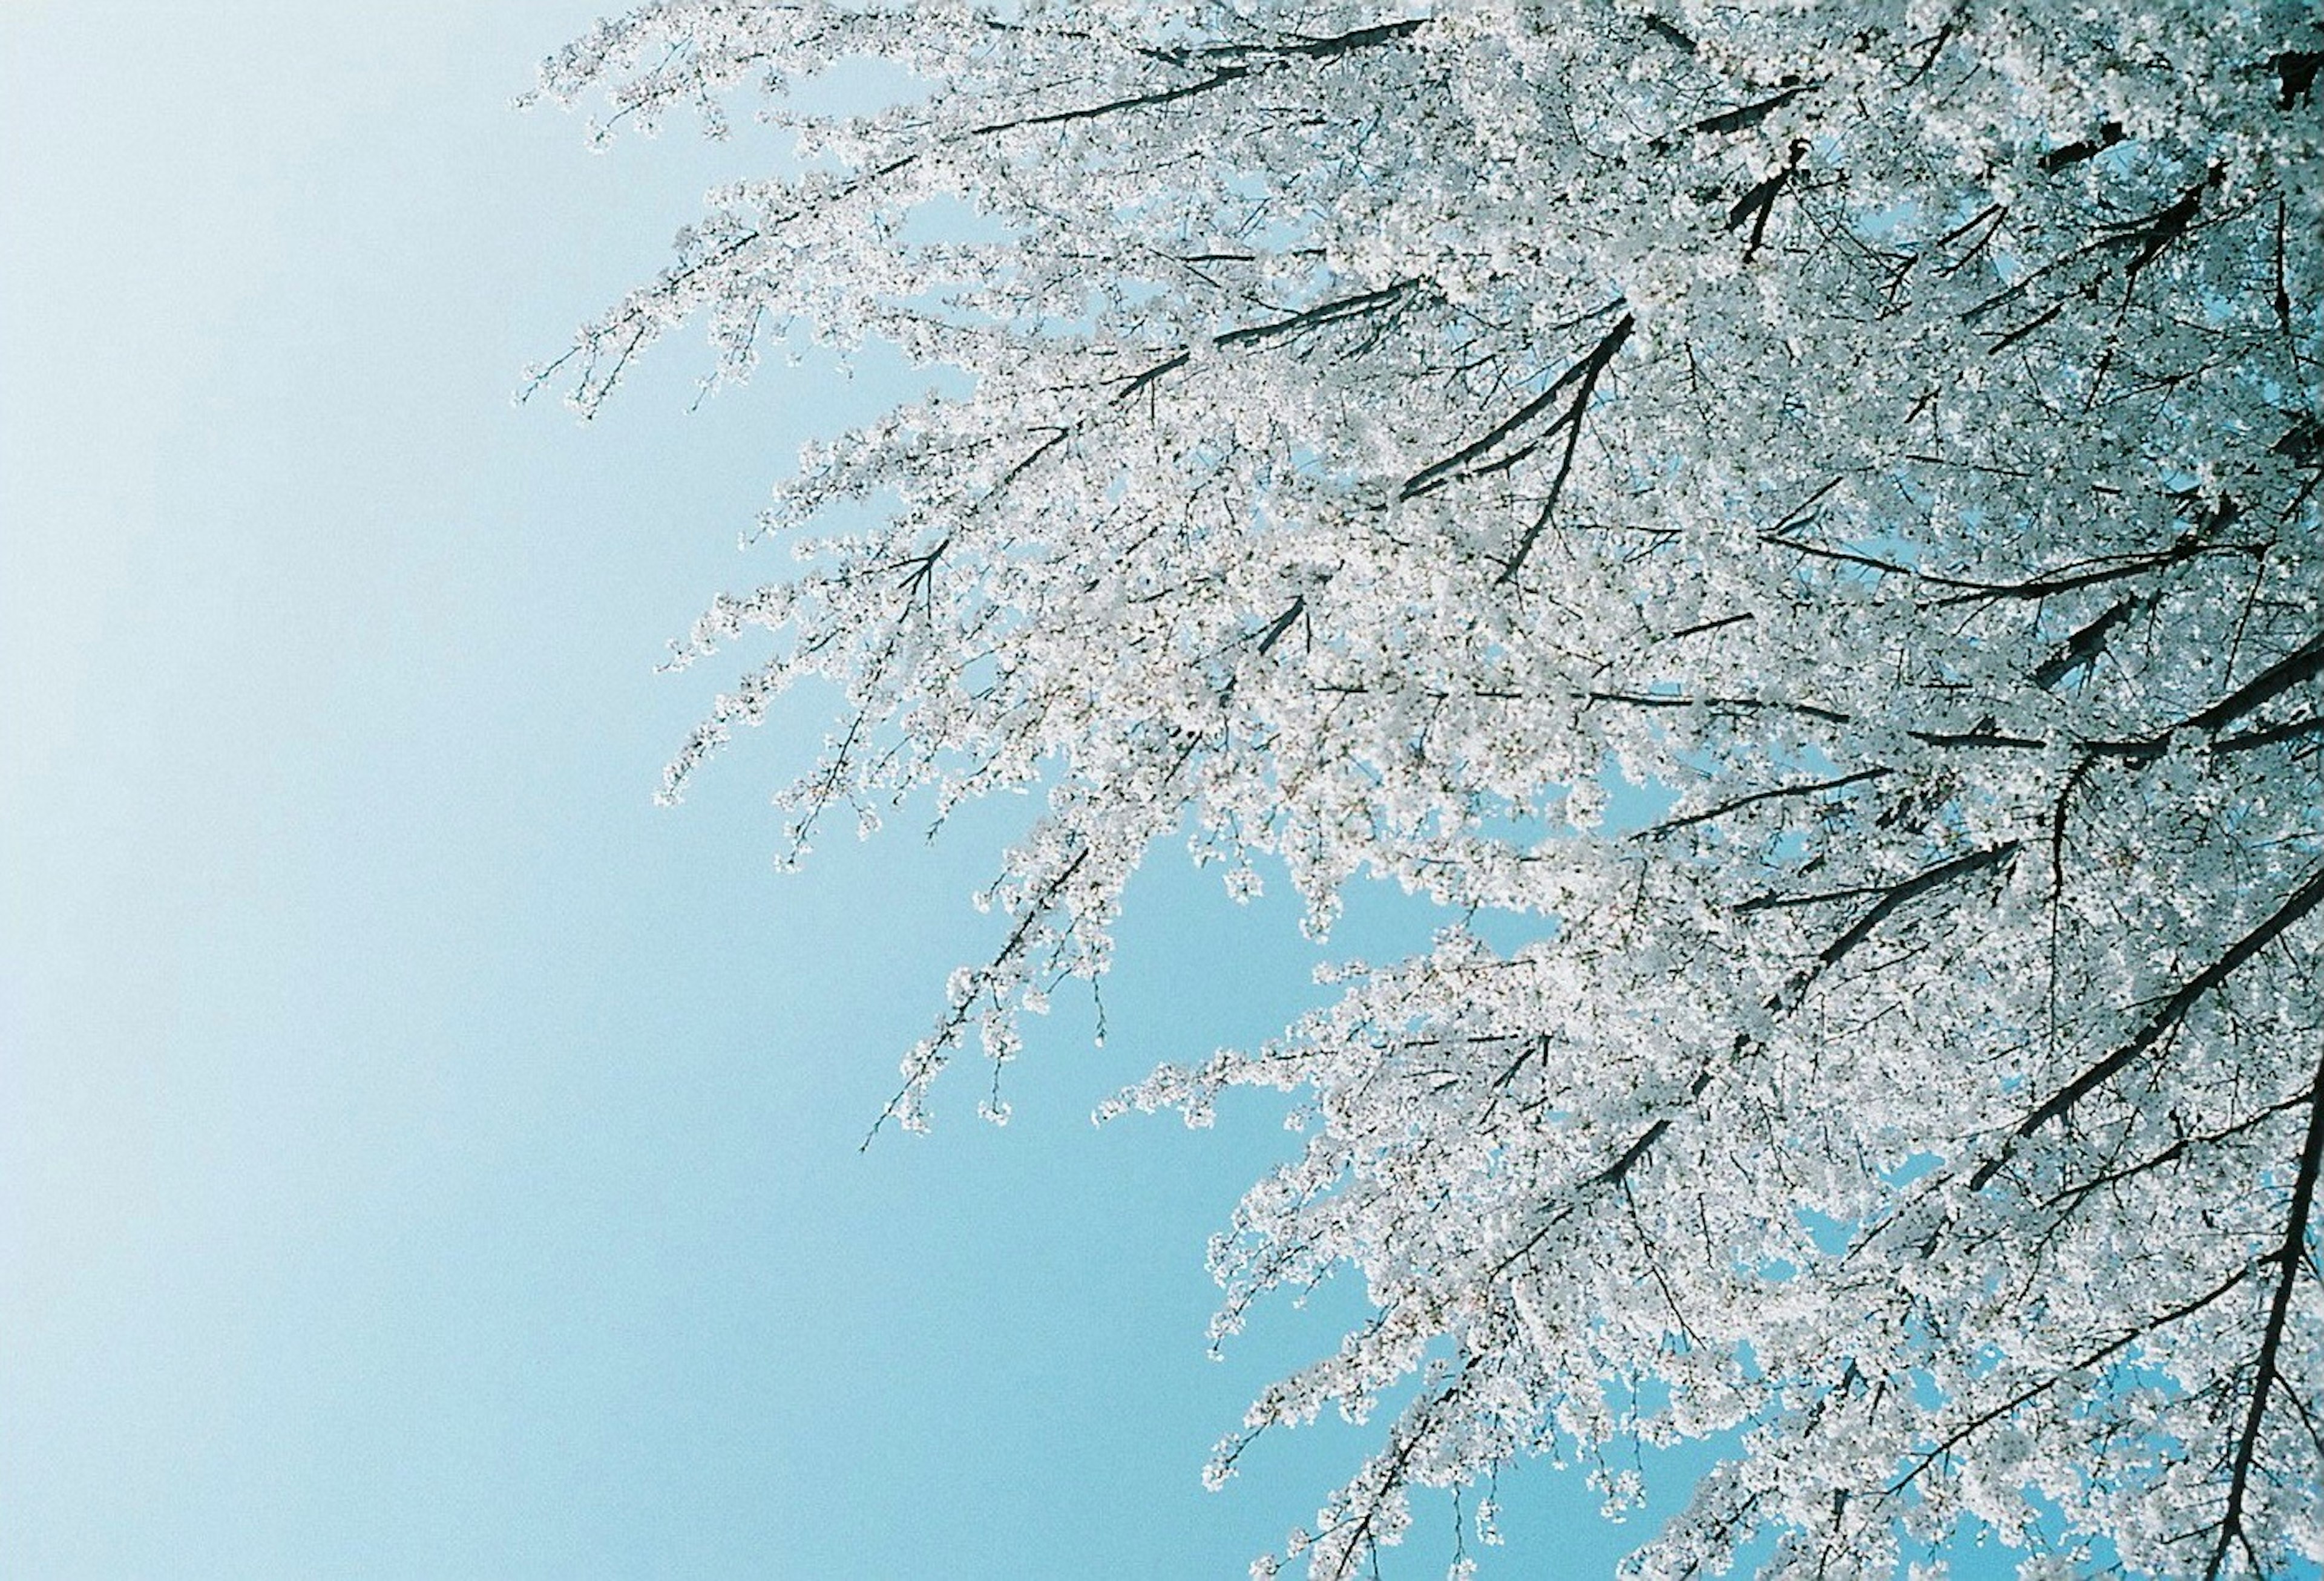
top-left (973, 19), bottom-right (1424, 136)
top-left (1643, 15), bottom-right (1697, 53)
top-left (1322, 1374), bottom-right (1466, 1581)
top-left (2037, 120), bottom-right (2125, 174)
top-left (1588, 689), bottom-right (1852, 725)
top-left (1544, 842), bottom-right (2022, 1245)
top-left (2179, 630), bottom-right (2324, 734)
top-left (1175, 19), bottom-right (1429, 65)
top-left (2040, 1088), bottom-right (2314, 1213)
top-left (1636, 767), bottom-right (1892, 840)
top-left (2094, 175), bottom-right (2210, 283)
top-left (1727, 142), bottom-right (1807, 262)
top-left (1666, 611), bottom-right (1756, 642)
top-left (1109, 281), bottom-right (1420, 404)
top-left (1254, 595), bottom-right (1306, 655)
top-left (2032, 595), bottom-right (2143, 689)
top-left (1213, 280), bottom-right (1420, 350)
top-left (1401, 309), bottom-right (1632, 497)
top-left (1991, 865), bottom-right (2324, 1166)
top-left (863, 844), bottom-right (1092, 1147)
top-left (1937, 202), bottom-right (2007, 278)
top-left (1803, 842), bottom-right (2021, 981)
top-left (1985, 299), bottom-right (2067, 356)
top-left (2205, 1038), bottom-right (2324, 1579)
top-left (1496, 315), bottom-right (1636, 583)
top-left (2217, 715), bottom-right (2324, 753)
top-left (1886, 1265), bottom-right (2251, 1496)
top-left (2274, 50), bottom-right (2322, 111)
top-left (2067, 631), bottom-right (2324, 763)
top-left (1759, 534), bottom-right (1914, 579)
top-left (1924, 527), bottom-right (2239, 605)
top-left (1589, 1061), bottom-right (1722, 1189)
top-left (1690, 82), bottom-right (1811, 137)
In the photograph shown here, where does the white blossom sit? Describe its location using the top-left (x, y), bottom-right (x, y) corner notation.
top-left (535, 4), bottom-right (2324, 1575)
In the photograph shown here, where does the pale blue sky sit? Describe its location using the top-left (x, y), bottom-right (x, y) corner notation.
top-left (2, 7), bottom-right (2012, 1578)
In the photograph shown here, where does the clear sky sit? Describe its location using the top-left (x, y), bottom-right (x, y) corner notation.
top-left (1, 7), bottom-right (2019, 1578)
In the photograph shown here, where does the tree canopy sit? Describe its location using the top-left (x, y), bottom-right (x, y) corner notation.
top-left (531, 3), bottom-right (2323, 1574)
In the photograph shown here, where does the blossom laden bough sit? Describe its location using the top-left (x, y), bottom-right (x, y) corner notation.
top-left (533, 2), bottom-right (2323, 1574)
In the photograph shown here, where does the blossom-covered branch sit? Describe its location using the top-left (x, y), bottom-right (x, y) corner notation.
top-left (536, 1), bottom-right (2323, 1573)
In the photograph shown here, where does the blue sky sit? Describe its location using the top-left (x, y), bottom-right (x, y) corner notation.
top-left (1, 7), bottom-right (2026, 1577)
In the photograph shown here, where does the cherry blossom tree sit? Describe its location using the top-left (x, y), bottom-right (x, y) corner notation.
top-left (529, 3), bottom-right (2323, 1574)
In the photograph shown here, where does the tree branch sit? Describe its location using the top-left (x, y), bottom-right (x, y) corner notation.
top-left (2204, 1036), bottom-right (2324, 1578)
top-left (1990, 865), bottom-right (2324, 1167)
